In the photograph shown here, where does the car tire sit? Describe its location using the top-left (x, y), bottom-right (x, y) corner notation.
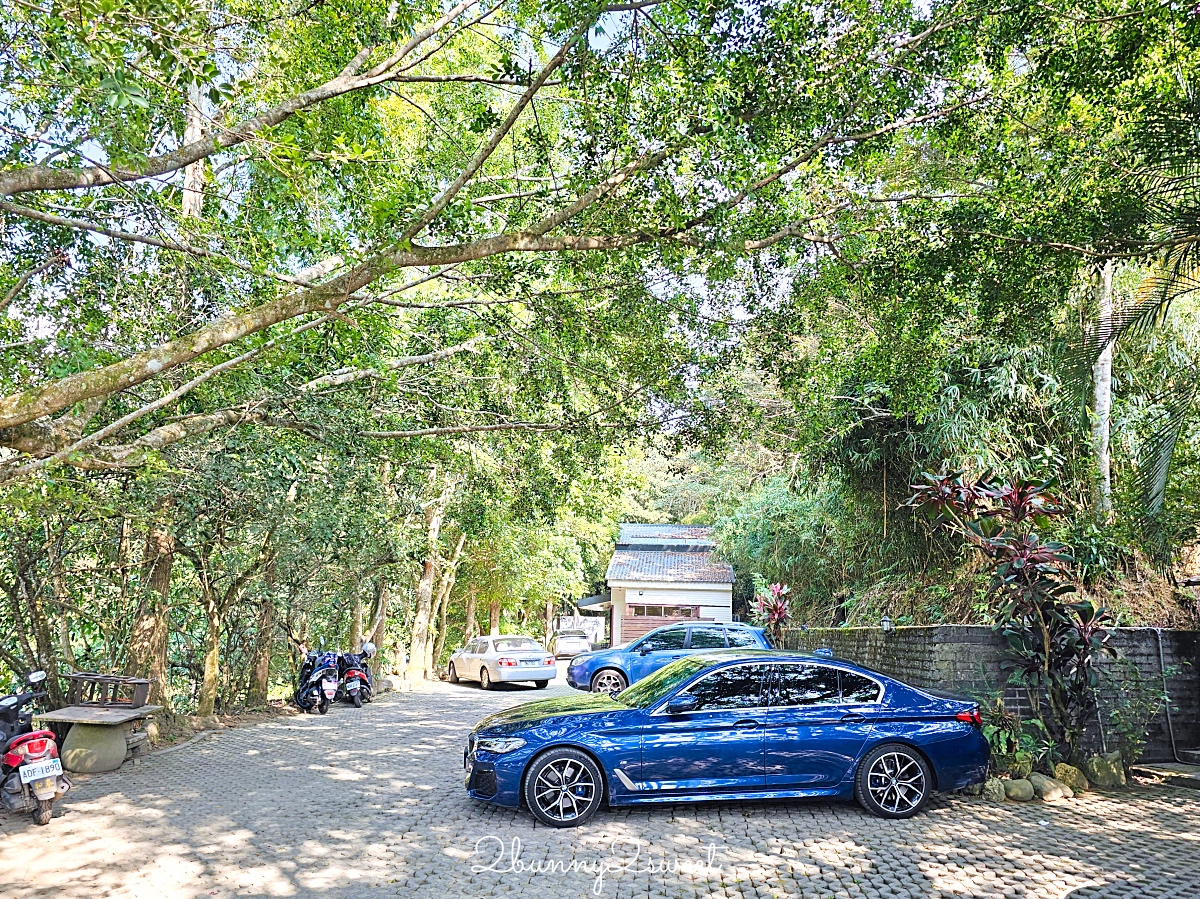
top-left (855, 743), bottom-right (932, 819)
top-left (523, 747), bottom-right (604, 828)
top-left (448, 663), bottom-right (459, 684)
top-left (480, 668), bottom-right (493, 690)
top-left (534, 679), bottom-right (549, 689)
top-left (590, 669), bottom-right (627, 694)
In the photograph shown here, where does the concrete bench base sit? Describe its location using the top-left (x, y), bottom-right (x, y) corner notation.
top-left (61, 722), bottom-right (131, 773)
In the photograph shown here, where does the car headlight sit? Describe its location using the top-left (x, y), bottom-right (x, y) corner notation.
top-left (475, 736), bottom-right (527, 754)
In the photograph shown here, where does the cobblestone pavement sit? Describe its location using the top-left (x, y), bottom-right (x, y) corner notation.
top-left (3, 681), bottom-right (1199, 899)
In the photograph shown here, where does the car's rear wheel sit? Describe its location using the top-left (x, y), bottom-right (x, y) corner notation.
top-left (480, 668), bottom-right (493, 690)
top-left (590, 669), bottom-right (626, 694)
top-left (855, 743), bottom-right (931, 819)
top-left (448, 663), bottom-right (459, 683)
top-left (524, 747), bottom-right (603, 827)
top-left (534, 679), bottom-right (549, 689)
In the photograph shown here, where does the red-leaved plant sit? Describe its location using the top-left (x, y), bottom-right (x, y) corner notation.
top-left (752, 581), bottom-right (791, 646)
top-left (908, 470), bottom-right (1114, 764)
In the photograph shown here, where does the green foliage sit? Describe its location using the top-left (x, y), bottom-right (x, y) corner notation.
top-left (1102, 655), bottom-right (1183, 772)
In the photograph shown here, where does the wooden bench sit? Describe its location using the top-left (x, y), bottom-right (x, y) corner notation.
top-left (37, 705), bottom-right (162, 774)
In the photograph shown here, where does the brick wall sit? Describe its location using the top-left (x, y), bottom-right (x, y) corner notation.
top-left (779, 625), bottom-right (1200, 761)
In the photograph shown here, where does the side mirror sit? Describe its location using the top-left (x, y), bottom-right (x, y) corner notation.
top-left (638, 645), bottom-right (651, 655)
top-left (26, 670), bottom-right (46, 686)
top-left (665, 693), bottom-right (698, 715)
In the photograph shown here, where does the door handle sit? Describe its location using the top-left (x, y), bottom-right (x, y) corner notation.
top-left (734, 719), bottom-right (760, 729)
top-left (841, 712), bottom-right (867, 724)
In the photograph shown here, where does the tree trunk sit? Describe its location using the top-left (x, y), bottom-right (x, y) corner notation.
top-left (247, 596), bottom-right (274, 708)
top-left (128, 523), bottom-right (174, 708)
top-left (545, 598), bottom-right (555, 644)
top-left (181, 83), bottom-right (205, 220)
top-left (463, 586), bottom-right (478, 641)
top-left (489, 599), bottom-right (501, 635)
top-left (367, 578), bottom-right (388, 648)
top-left (428, 531), bottom-right (465, 678)
top-left (197, 590), bottom-right (222, 717)
top-left (406, 484), bottom-right (448, 685)
top-left (350, 590), bottom-right (363, 652)
top-left (1092, 258), bottom-right (1115, 520)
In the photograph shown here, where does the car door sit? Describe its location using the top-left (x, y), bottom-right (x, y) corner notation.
top-left (763, 663), bottom-right (878, 789)
top-left (468, 639), bottom-right (487, 680)
top-left (637, 662), bottom-right (768, 793)
top-left (628, 626), bottom-right (688, 682)
top-left (685, 624), bottom-right (728, 654)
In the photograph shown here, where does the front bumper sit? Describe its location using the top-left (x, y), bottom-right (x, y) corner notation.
top-left (464, 739), bottom-right (530, 808)
top-left (492, 664), bottom-right (557, 682)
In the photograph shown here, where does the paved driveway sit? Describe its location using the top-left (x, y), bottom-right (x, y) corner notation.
top-left (3, 682), bottom-right (1198, 899)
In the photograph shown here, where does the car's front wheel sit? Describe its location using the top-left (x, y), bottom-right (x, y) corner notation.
top-left (448, 663), bottom-right (459, 683)
top-left (523, 747), bottom-right (603, 827)
top-left (855, 743), bottom-right (932, 819)
top-left (590, 669), bottom-right (626, 694)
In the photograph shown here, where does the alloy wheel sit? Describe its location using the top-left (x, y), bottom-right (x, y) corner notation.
top-left (591, 670), bottom-right (626, 694)
top-left (866, 751), bottom-right (926, 815)
top-left (531, 758), bottom-right (598, 823)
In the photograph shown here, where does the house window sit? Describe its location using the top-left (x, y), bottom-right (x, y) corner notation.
top-left (630, 604), bottom-right (697, 618)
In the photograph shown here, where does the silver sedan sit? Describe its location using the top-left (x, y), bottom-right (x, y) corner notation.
top-left (447, 635), bottom-right (557, 690)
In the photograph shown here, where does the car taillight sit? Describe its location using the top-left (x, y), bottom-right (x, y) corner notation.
top-left (497, 657), bottom-right (517, 667)
top-left (956, 709), bottom-right (982, 727)
top-left (543, 657), bottom-right (555, 666)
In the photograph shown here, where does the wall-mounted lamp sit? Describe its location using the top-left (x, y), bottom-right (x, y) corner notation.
top-left (880, 614), bottom-right (895, 636)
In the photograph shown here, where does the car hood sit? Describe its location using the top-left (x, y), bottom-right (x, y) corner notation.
top-left (473, 692), bottom-right (624, 732)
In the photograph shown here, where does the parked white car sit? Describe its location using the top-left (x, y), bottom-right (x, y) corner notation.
top-left (548, 629), bottom-right (592, 658)
top-left (448, 635), bottom-right (557, 690)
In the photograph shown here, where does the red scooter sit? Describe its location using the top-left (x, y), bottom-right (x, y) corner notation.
top-left (1, 671), bottom-right (71, 825)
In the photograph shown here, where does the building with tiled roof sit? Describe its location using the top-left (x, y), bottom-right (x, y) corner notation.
top-left (588, 523), bottom-right (735, 644)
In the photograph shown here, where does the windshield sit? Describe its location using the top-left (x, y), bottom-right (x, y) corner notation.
top-left (494, 638), bottom-right (542, 652)
top-left (616, 656), bottom-right (708, 708)
top-left (558, 630), bottom-right (586, 637)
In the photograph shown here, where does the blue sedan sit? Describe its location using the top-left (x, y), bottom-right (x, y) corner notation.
top-left (464, 650), bottom-right (989, 827)
top-left (566, 621), bottom-right (772, 693)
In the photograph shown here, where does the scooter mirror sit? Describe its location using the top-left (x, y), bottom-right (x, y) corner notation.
top-left (26, 670), bottom-right (46, 685)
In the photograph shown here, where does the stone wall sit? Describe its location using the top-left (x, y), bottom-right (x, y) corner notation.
top-left (778, 625), bottom-right (1200, 761)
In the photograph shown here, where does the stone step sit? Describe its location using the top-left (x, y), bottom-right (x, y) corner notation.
top-left (1130, 761), bottom-right (1200, 790)
top-left (1178, 748), bottom-right (1200, 766)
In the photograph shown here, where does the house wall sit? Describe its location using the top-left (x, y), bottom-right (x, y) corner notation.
top-left (778, 625), bottom-right (1200, 761)
top-left (608, 582), bottom-right (732, 645)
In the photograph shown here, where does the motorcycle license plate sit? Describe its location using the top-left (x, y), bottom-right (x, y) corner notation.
top-left (322, 678), bottom-right (338, 697)
top-left (347, 680), bottom-right (359, 692)
top-left (20, 758), bottom-right (62, 784)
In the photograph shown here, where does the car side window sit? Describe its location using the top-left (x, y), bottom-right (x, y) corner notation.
top-left (840, 671), bottom-right (882, 703)
top-left (688, 626), bottom-right (727, 649)
top-left (472, 639), bottom-right (487, 654)
top-left (726, 628), bottom-right (758, 647)
top-left (769, 663), bottom-right (841, 707)
top-left (684, 664), bottom-right (765, 711)
top-left (639, 628), bottom-right (686, 652)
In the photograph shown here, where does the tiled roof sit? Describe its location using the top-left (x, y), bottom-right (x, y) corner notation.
top-left (606, 549), bottom-right (734, 584)
top-left (617, 523), bottom-right (714, 545)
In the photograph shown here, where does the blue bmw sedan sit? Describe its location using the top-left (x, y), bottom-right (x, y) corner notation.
top-left (565, 621), bottom-right (772, 693)
top-left (464, 651), bottom-right (989, 827)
